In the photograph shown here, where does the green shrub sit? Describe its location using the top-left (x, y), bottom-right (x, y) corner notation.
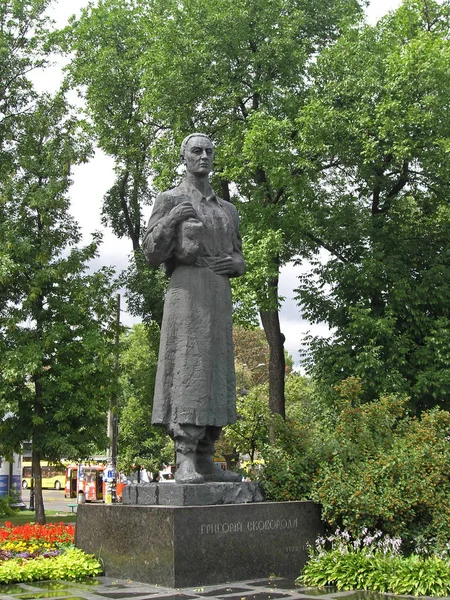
top-left (258, 378), bottom-right (337, 501)
top-left (0, 495), bottom-right (18, 518)
top-left (311, 392), bottom-right (450, 552)
top-left (241, 375), bottom-right (450, 554)
top-left (260, 415), bottom-right (332, 501)
top-left (299, 529), bottom-right (450, 597)
top-left (0, 547), bottom-right (102, 584)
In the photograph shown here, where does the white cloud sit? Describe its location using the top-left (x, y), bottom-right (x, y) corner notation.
top-left (366, 0), bottom-right (402, 24)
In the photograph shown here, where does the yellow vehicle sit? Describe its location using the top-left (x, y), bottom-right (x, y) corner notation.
top-left (22, 461), bottom-right (66, 490)
top-left (240, 459), bottom-right (264, 478)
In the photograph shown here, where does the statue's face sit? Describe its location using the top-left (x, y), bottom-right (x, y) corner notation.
top-left (184, 136), bottom-right (214, 176)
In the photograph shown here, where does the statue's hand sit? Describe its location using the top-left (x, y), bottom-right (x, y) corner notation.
top-left (209, 255), bottom-right (235, 276)
top-left (169, 202), bottom-right (198, 225)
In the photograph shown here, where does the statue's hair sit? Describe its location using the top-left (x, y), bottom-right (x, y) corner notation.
top-left (180, 133), bottom-right (213, 161)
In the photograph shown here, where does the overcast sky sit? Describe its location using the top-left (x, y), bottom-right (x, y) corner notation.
top-left (36, 0), bottom-right (403, 365)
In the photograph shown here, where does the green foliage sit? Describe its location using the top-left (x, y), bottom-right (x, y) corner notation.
top-left (311, 387), bottom-right (450, 551)
top-left (63, 0), bottom-right (365, 417)
top-left (60, 0), bottom-right (155, 229)
top-left (0, 496), bottom-right (18, 518)
top-left (120, 253), bottom-right (166, 326)
top-left (0, 92), bottom-right (117, 461)
top-left (299, 529), bottom-right (450, 597)
top-left (224, 387), bottom-right (271, 463)
top-left (260, 411), bottom-right (334, 502)
top-left (233, 326), bottom-right (270, 389)
top-left (0, 0), bottom-right (51, 179)
top-left (0, 548), bottom-right (102, 584)
top-left (250, 374), bottom-right (450, 555)
top-left (118, 323), bottom-right (173, 475)
top-left (253, 374), bottom-right (335, 500)
top-left (214, 433), bottom-right (239, 471)
top-left (231, 229), bottom-right (285, 322)
top-left (284, 373), bottom-right (329, 423)
top-left (296, 0), bottom-right (450, 412)
top-left (227, 373), bottom-right (336, 500)
top-left (260, 416), bottom-right (313, 501)
top-left (0, 91), bottom-right (118, 522)
top-left (59, 0), bottom-right (168, 324)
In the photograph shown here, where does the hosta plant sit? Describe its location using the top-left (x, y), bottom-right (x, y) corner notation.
top-left (298, 528), bottom-right (450, 597)
top-left (0, 547), bottom-right (102, 584)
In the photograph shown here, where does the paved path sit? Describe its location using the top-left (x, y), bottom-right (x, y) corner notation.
top-left (21, 489), bottom-right (78, 513)
top-left (0, 576), bottom-right (443, 600)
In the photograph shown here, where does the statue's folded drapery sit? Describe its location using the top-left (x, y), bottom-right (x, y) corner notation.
top-left (143, 179), bottom-right (245, 431)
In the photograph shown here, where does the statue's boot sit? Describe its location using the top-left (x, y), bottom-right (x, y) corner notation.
top-left (175, 450), bottom-right (204, 484)
top-left (195, 438), bottom-right (242, 482)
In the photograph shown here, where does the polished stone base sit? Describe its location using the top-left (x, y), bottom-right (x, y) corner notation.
top-left (75, 501), bottom-right (323, 588)
top-left (122, 481), bottom-right (265, 505)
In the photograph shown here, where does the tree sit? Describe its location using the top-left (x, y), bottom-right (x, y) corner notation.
top-left (64, 0), bottom-right (365, 418)
top-left (0, 0), bottom-right (50, 179)
top-left (214, 434), bottom-right (240, 472)
top-left (0, 93), bottom-right (117, 523)
top-left (59, 0), bottom-right (166, 325)
top-left (284, 372), bottom-right (317, 421)
top-left (233, 326), bottom-right (270, 392)
top-left (224, 386), bottom-right (271, 463)
top-left (254, 373), bottom-right (336, 501)
top-left (295, 0), bottom-right (450, 412)
top-left (230, 326), bottom-right (294, 457)
top-left (118, 323), bottom-right (173, 478)
top-left (0, 0), bottom-right (51, 297)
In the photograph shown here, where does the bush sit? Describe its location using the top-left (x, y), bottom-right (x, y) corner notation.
top-left (311, 393), bottom-right (450, 552)
top-left (0, 495), bottom-right (18, 518)
top-left (299, 529), bottom-right (450, 597)
top-left (239, 374), bottom-right (450, 554)
top-left (259, 415), bottom-right (332, 501)
top-left (258, 376), bottom-right (337, 501)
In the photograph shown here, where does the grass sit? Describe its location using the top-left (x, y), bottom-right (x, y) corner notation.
top-left (0, 511), bottom-right (77, 527)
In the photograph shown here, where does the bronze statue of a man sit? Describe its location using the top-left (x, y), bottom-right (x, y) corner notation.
top-left (143, 133), bottom-right (246, 484)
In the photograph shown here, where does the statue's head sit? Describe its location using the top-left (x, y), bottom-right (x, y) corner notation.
top-left (180, 133), bottom-right (214, 177)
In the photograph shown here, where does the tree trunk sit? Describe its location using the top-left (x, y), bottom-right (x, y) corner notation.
top-left (32, 448), bottom-right (45, 525)
top-left (223, 451), bottom-right (239, 471)
top-left (259, 309), bottom-right (286, 419)
top-left (30, 234), bottom-right (46, 524)
top-left (32, 366), bottom-right (46, 524)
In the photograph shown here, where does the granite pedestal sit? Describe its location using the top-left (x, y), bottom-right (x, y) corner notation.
top-left (75, 493), bottom-right (323, 588)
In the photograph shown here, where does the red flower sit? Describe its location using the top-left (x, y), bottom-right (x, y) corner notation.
top-left (0, 523), bottom-right (75, 546)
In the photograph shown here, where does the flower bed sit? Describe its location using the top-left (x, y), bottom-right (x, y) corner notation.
top-left (0, 522), bottom-right (102, 584)
top-left (0, 522), bottom-right (74, 561)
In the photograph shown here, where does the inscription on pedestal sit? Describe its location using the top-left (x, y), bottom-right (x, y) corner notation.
top-left (199, 516), bottom-right (299, 535)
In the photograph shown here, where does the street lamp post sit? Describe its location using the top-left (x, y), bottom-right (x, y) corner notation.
top-left (106, 293), bottom-right (120, 503)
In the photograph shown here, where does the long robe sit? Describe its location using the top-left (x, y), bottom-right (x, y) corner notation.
top-left (142, 180), bottom-right (245, 430)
